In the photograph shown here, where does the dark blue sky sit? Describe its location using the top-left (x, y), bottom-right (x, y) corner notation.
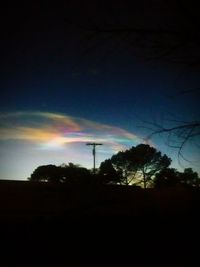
top-left (0, 1), bottom-right (200, 179)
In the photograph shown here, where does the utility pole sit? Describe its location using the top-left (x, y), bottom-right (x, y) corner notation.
top-left (86, 143), bottom-right (102, 174)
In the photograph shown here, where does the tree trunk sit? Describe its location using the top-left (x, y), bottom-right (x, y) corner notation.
top-left (143, 169), bottom-right (147, 189)
top-left (143, 177), bottom-right (146, 189)
top-left (125, 170), bottom-right (128, 185)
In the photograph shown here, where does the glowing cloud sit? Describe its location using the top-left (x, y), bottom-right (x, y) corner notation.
top-left (0, 111), bottom-right (143, 153)
top-left (0, 111), bottom-right (145, 180)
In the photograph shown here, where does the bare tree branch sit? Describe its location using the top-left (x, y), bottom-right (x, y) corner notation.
top-left (146, 123), bottom-right (200, 139)
top-left (143, 121), bottom-right (200, 164)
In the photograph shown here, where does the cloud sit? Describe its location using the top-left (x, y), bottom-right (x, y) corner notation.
top-left (0, 111), bottom-right (151, 179)
top-left (0, 111), bottom-right (143, 153)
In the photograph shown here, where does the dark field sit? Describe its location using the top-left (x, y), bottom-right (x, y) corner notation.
top-left (0, 180), bottom-right (199, 265)
top-left (1, 180), bottom-right (199, 221)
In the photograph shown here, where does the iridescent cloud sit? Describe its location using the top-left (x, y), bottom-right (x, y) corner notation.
top-left (0, 111), bottom-right (143, 153)
top-left (0, 111), bottom-right (146, 180)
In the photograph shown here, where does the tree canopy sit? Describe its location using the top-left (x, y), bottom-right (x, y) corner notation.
top-left (154, 167), bottom-right (200, 188)
top-left (100, 144), bottom-right (171, 188)
top-left (29, 163), bottom-right (91, 183)
top-left (98, 159), bottom-right (122, 184)
top-left (29, 165), bottom-right (61, 183)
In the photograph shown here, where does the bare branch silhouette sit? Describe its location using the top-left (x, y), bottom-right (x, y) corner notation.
top-left (144, 121), bottom-right (200, 164)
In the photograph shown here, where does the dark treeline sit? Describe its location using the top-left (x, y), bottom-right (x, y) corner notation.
top-left (28, 144), bottom-right (200, 189)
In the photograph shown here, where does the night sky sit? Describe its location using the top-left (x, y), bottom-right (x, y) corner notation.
top-left (0, 1), bottom-right (200, 180)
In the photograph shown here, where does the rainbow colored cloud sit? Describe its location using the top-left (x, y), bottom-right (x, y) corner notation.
top-left (0, 111), bottom-right (148, 179)
top-left (0, 111), bottom-right (143, 154)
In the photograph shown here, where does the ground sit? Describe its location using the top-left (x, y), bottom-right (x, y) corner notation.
top-left (0, 180), bottom-right (199, 265)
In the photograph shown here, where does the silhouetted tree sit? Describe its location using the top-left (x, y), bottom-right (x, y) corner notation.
top-left (154, 167), bottom-right (200, 188)
top-left (103, 144), bottom-right (171, 187)
top-left (29, 165), bottom-right (61, 182)
top-left (110, 151), bottom-right (131, 185)
top-left (98, 159), bottom-right (122, 184)
top-left (60, 162), bottom-right (92, 184)
top-left (154, 168), bottom-right (181, 188)
top-left (179, 168), bottom-right (200, 187)
top-left (29, 163), bottom-right (91, 183)
top-left (131, 144), bottom-right (171, 188)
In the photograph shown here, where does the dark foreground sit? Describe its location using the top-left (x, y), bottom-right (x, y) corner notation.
top-left (0, 180), bottom-right (199, 265)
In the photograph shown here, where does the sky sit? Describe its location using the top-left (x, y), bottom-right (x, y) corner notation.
top-left (0, 1), bottom-right (200, 180)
